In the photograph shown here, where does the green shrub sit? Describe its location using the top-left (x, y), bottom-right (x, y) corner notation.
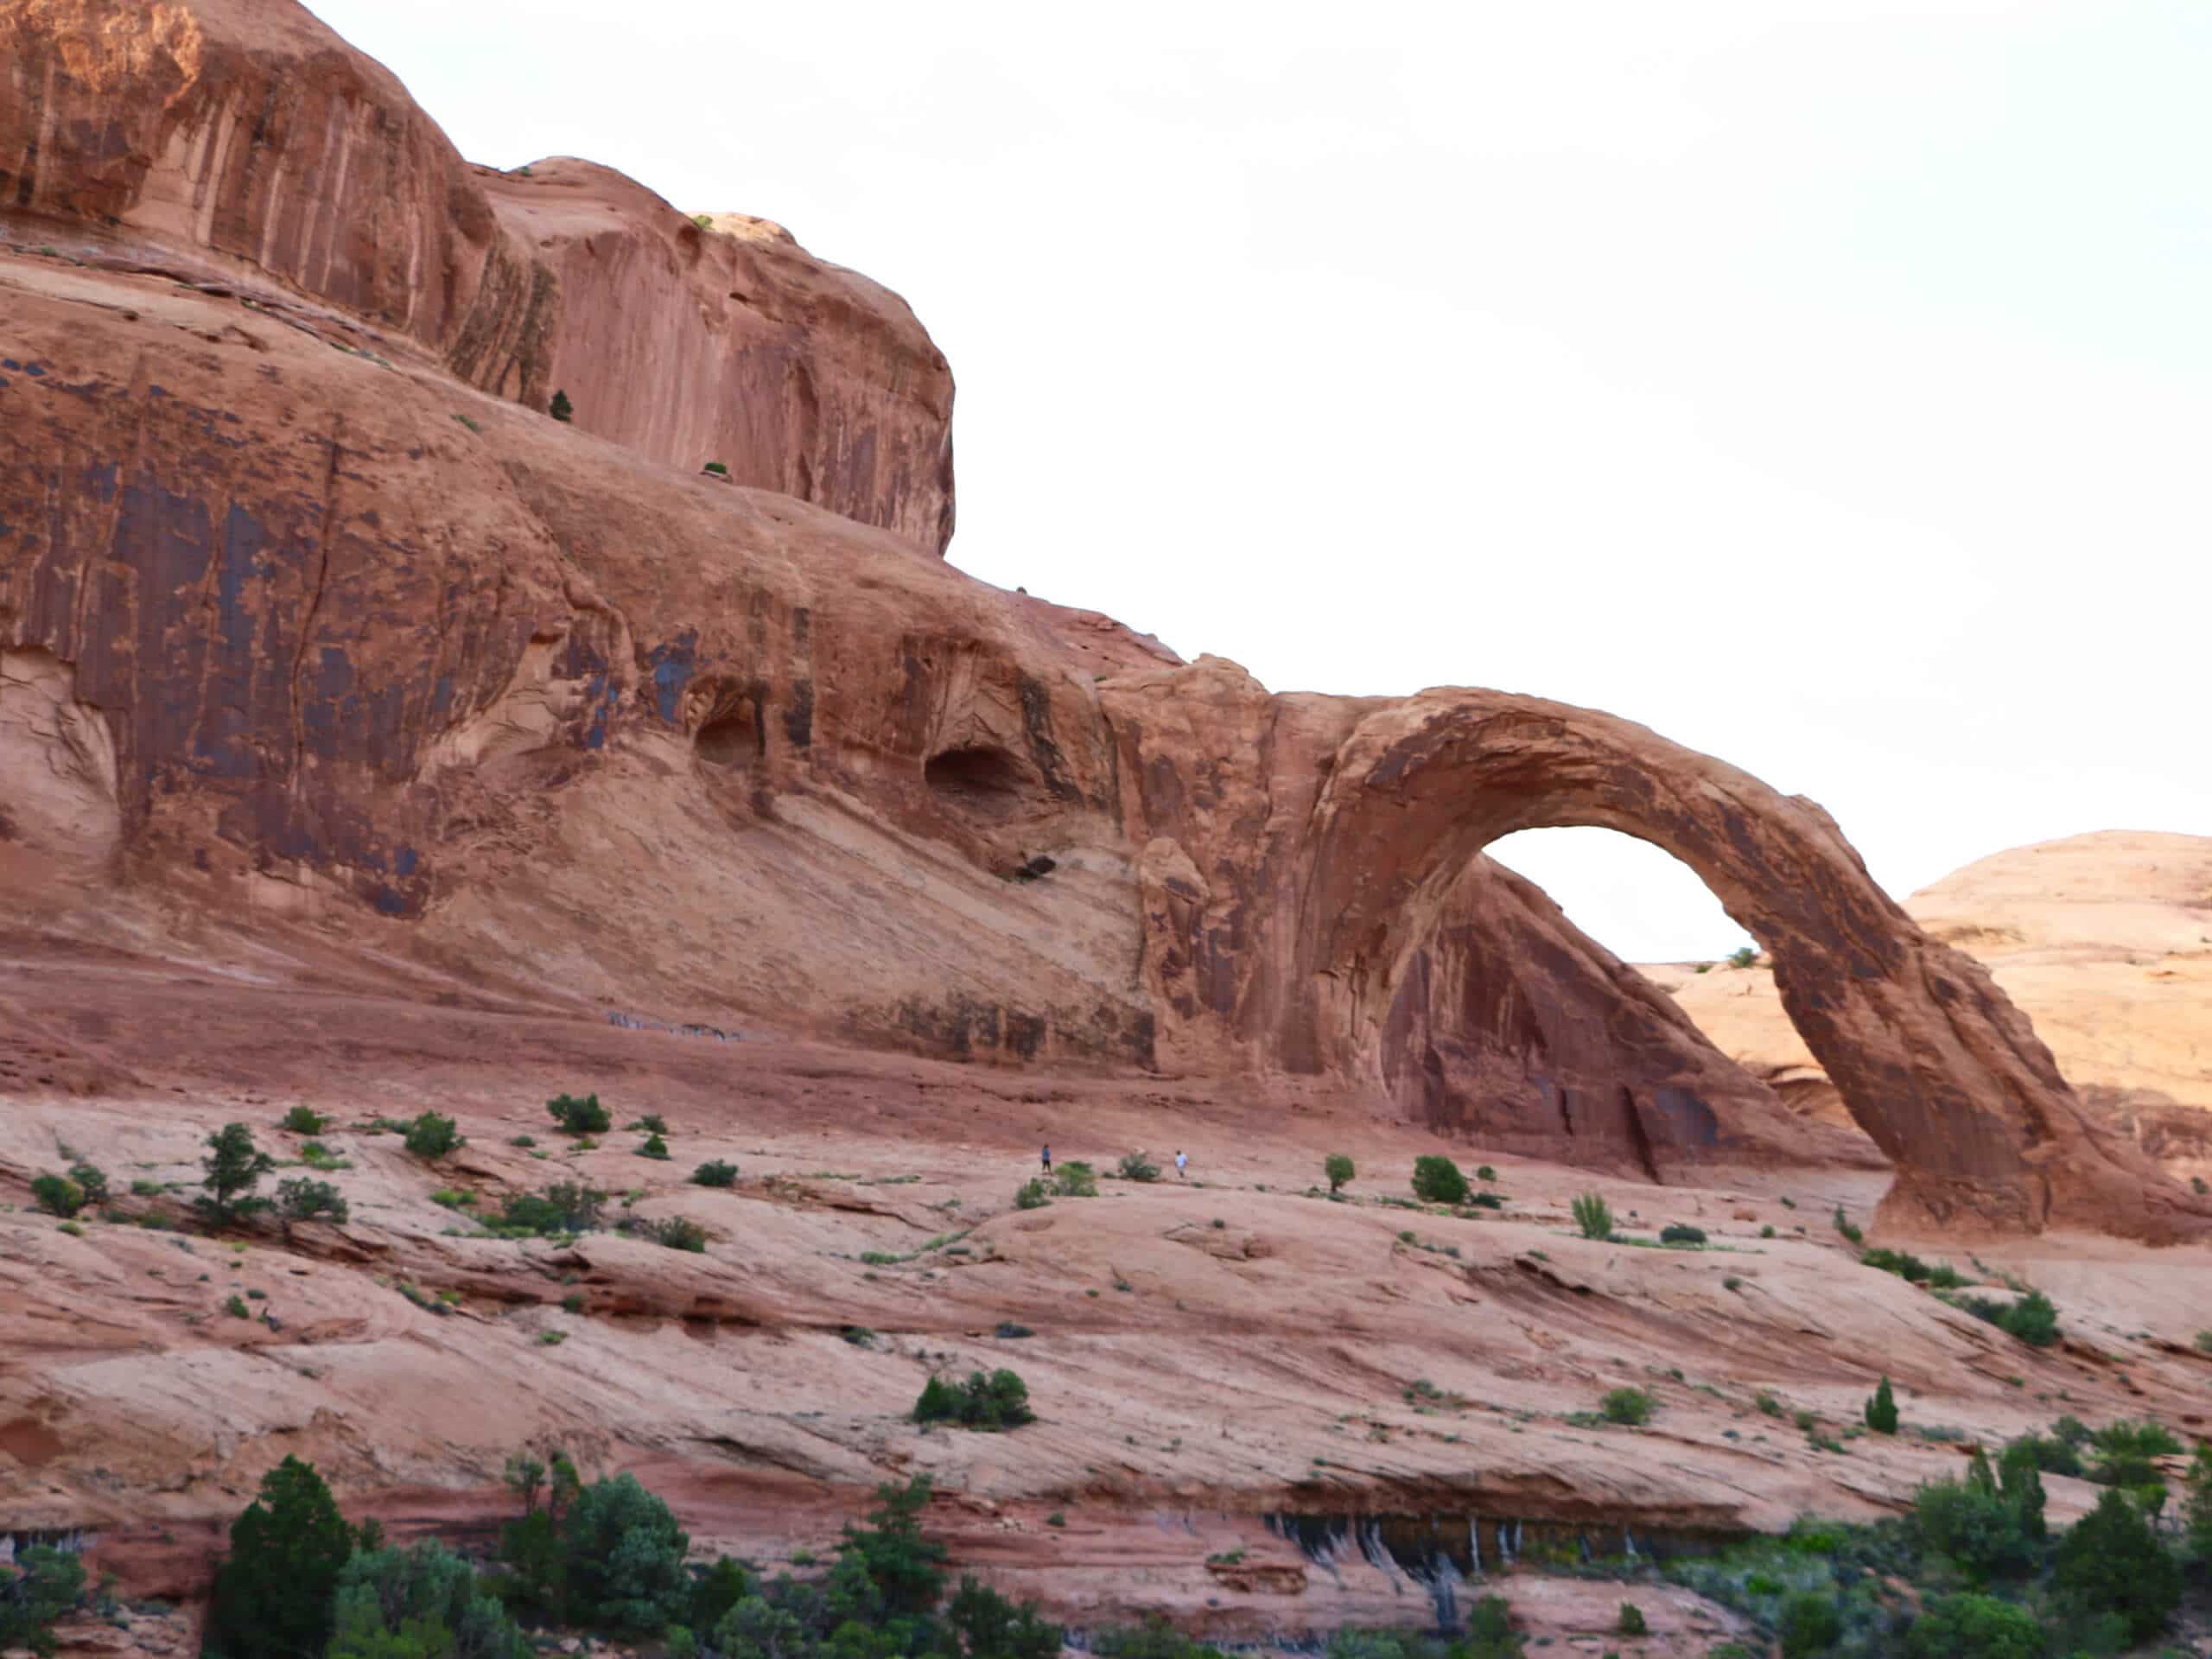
top-left (0, 1545), bottom-right (86, 1657)
top-left (1617, 1602), bottom-right (1646, 1636)
top-left (2196, 1328), bottom-right (2212, 1353)
top-left (1325, 1153), bottom-right (1355, 1193)
top-left (197, 1122), bottom-right (277, 1226)
top-left (1778, 1592), bottom-right (1840, 1657)
top-left (327, 1540), bottom-right (527, 1659)
top-left (1095, 1618), bottom-right (1234, 1659)
top-left (276, 1178), bottom-right (348, 1225)
top-left (948, 1574), bottom-right (1062, 1659)
top-left (1865, 1375), bottom-right (1898, 1435)
top-left (279, 1106), bottom-right (330, 1135)
top-left (2087, 1418), bottom-right (2182, 1487)
top-left (1913, 1463), bottom-right (2038, 1579)
top-left (299, 1141), bottom-right (350, 1172)
top-left (1956, 1289), bottom-right (2059, 1347)
top-left (204, 1456), bottom-right (360, 1659)
top-left (1475, 1165), bottom-right (1497, 1182)
top-left (2002, 1430), bottom-right (2082, 1478)
top-left (61, 1162), bottom-right (108, 1207)
top-left (1572, 1192), bottom-right (1613, 1240)
top-left (1904, 1592), bottom-right (2041, 1659)
top-left (1659, 1222), bottom-right (1706, 1245)
top-left (624, 1114), bottom-right (669, 1134)
top-left (638, 1132), bottom-right (671, 1160)
top-left (1052, 1160), bottom-right (1098, 1197)
top-left (562, 1474), bottom-right (692, 1634)
top-left (404, 1112), bottom-right (464, 1160)
top-left (691, 1160), bottom-right (739, 1188)
top-left (913, 1369), bottom-right (1033, 1430)
top-left (1599, 1387), bottom-right (1654, 1426)
top-left (497, 1182), bottom-right (607, 1236)
top-left (1410, 1155), bottom-right (1467, 1205)
top-left (1727, 945), bottom-right (1758, 969)
top-left (1757, 1392), bottom-right (1782, 1416)
top-left (2184, 1440), bottom-right (2212, 1556)
top-left (550, 390), bottom-right (574, 423)
top-left (30, 1174), bottom-right (85, 1218)
top-left (639, 1217), bottom-right (707, 1253)
top-left (548, 1092), bottom-right (611, 1135)
top-left (2054, 1488), bottom-right (2180, 1642)
top-left (1760, 1224), bottom-right (1776, 1237)
top-left (1015, 1178), bottom-right (1051, 1210)
top-left (1116, 1153), bottom-right (1160, 1183)
top-left (1832, 1206), bottom-right (1861, 1244)
top-left (702, 461), bottom-right (729, 476)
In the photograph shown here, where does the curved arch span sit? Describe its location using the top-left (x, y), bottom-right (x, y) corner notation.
top-left (1290, 689), bottom-right (2207, 1242)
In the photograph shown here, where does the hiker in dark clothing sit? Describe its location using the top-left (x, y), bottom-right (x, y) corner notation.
top-left (1041, 1144), bottom-right (1052, 1173)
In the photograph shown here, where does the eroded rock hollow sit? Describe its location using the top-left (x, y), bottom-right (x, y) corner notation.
top-left (2, 0), bottom-right (2202, 1242)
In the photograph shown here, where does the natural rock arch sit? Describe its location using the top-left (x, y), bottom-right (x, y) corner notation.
top-left (1292, 689), bottom-right (2209, 1242)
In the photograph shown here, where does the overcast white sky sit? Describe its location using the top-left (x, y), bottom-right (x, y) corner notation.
top-left (313, 0), bottom-right (2210, 962)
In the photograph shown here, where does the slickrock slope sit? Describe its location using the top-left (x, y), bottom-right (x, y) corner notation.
top-left (1651, 832), bottom-right (2212, 1189)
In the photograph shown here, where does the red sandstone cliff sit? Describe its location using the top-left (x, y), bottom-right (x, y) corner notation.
top-left (0, 0), bottom-right (2202, 1241)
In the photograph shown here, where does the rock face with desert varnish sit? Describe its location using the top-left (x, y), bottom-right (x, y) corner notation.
top-left (2, 0), bottom-right (2202, 1239)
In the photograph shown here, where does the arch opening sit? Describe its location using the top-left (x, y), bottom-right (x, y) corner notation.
top-left (1380, 824), bottom-right (1862, 1186)
top-left (925, 744), bottom-right (1027, 817)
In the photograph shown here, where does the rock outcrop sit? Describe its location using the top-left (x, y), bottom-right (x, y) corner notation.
top-left (0, 0), bottom-right (953, 552)
top-left (3, 0), bottom-right (2204, 1242)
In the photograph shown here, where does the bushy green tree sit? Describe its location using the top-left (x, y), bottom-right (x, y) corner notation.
top-left (1779, 1592), bottom-right (1841, 1658)
top-left (327, 1540), bottom-right (527, 1659)
top-left (1913, 1469), bottom-right (2038, 1580)
top-left (197, 1122), bottom-right (277, 1227)
top-left (1409, 1155), bottom-right (1467, 1205)
top-left (562, 1473), bottom-right (693, 1635)
top-left (1995, 1440), bottom-right (2046, 1541)
top-left (1014, 1179), bottom-right (1051, 1210)
top-left (638, 1132), bottom-right (671, 1160)
top-left (550, 391), bottom-right (574, 423)
top-left (1571, 1192), bottom-right (1613, 1240)
top-left (1659, 1223), bottom-right (1706, 1244)
top-left (835, 1478), bottom-right (947, 1620)
top-left (1904, 1593), bottom-right (2041, 1659)
top-left (1616, 1602), bottom-right (1646, 1636)
top-left (203, 1455), bottom-right (359, 1659)
top-left (280, 1105), bottom-right (331, 1135)
top-left (2184, 1440), bottom-right (2212, 1558)
top-left (0, 1545), bottom-right (86, 1656)
top-left (2053, 1488), bottom-right (2181, 1643)
top-left (1116, 1153), bottom-right (1160, 1184)
top-left (693, 1161), bottom-right (740, 1188)
top-left (1865, 1375), bottom-right (1898, 1435)
top-left (547, 1092), bottom-right (611, 1135)
top-left (1324, 1154), bottom-right (1355, 1194)
top-left (946, 1575), bottom-right (1060, 1659)
top-left (2087, 1418), bottom-right (2182, 1488)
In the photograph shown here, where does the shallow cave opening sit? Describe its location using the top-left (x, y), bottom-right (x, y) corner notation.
top-left (925, 744), bottom-right (1028, 816)
top-left (694, 704), bottom-right (761, 769)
